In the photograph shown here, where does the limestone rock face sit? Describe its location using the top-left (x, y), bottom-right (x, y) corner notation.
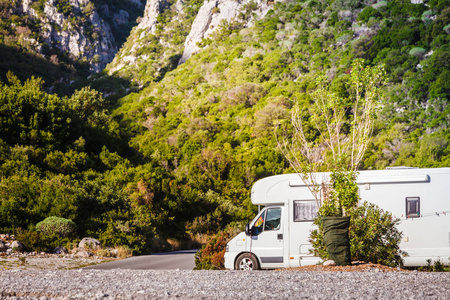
top-left (18, 0), bottom-right (117, 72)
top-left (108, 0), bottom-right (275, 83)
top-left (179, 0), bottom-right (272, 64)
top-left (137, 0), bottom-right (170, 33)
top-left (107, 0), bottom-right (182, 79)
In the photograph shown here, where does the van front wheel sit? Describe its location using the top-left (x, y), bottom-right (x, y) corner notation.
top-left (235, 253), bottom-right (260, 271)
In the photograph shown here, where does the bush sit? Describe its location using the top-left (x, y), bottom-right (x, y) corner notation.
top-left (409, 47), bottom-right (427, 58)
top-left (194, 225), bottom-right (241, 270)
top-left (310, 201), bottom-right (404, 267)
top-left (418, 259), bottom-right (450, 272)
top-left (55, 0), bottom-right (73, 16)
top-left (15, 228), bottom-right (73, 253)
top-left (36, 216), bottom-right (77, 238)
top-left (358, 6), bottom-right (380, 23)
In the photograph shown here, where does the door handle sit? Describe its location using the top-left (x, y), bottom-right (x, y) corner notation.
top-left (277, 234), bottom-right (283, 240)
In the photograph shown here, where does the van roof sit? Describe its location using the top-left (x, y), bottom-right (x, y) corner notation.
top-left (250, 167), bottom-right (450, 206)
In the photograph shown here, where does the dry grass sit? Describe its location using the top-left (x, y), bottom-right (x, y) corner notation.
top-left (116, 246), bottom-right (132, 259)
top-left (167, 239), bottom-right (182, 251)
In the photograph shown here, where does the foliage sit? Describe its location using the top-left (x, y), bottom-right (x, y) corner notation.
top-left (278, 60), bottom-right (387, 208)
top-left (15, 228), bottom-right (73, 253)
top-left (310, 202), bottom-right (404, 267)
top-left (419, 259), bottom-right (450, 272)
top-left (55, 0), bottom-right (73, 16)
top-left (194, 225), bottom-right (241, 270)
top-left (319, 169), bottom-right (359, 217)
top-left (36, 216), bottom-right (77, 238)
top-left (0, 0), bottom-right (449, 256)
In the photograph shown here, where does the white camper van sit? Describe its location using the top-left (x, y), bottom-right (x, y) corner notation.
top-left (224, 167), bottom-right (450, 270)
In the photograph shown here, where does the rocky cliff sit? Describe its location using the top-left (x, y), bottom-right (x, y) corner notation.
top-left (1, 0), bottom-right (144, 75)
top-left (20, 0), bottom-right (116, 72)
top-left (106, 0), bottom-right (194, 85)
top-left (136, 0), bottom-right (171, 33)
top-left (179, 0), bottom-right (273, 64)
top-left (107, 0), bottom-right (276, 85)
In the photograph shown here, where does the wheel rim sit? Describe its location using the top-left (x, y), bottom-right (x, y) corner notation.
top-left (238, 257), bottom-right (253, 270)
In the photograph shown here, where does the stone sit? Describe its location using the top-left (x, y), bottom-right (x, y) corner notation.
top-left (113, 10), bottom-right (130, 25)
top-left (128, 0), bottom-right (144, 7)
top-left (79, 238), bottom-right (102, 250)
top-left (55, 247), bottom-right (68, 254)
top-left (11, 241), bottom-right (24, 252)
top-left (323, 260), bottom-right (336, 267)
top-left (0, 240), bottom-right (6, 252)
top-left (75, 250), bottom-right (91, 258)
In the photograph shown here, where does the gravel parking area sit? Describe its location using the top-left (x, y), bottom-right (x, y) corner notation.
top-left (0, 269), bottom-right (449, 299)
top-left (0, 255), bottom-right (113, 271)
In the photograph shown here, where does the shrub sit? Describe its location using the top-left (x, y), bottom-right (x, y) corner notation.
top-left (116, 245), bottom-right (133, 259)
top-left (36, 216), bottom-right (77, 238)
top-left (310, 201), bottom-right (404, 267)
top-left (15, 228), bottom-right (73, 253)
top-left (358, 6), bottom-right (380, 23)
top-left (55, 0), bottom-right (73, 16)
top-left (409, 47), bottom-right (427, 58)
top-left (194, 225), bottom-right (241, 270)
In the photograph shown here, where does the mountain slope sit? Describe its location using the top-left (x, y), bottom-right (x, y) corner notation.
top-left (105, 0), bottom-right (273, 86)
top-left (108, 0), bottom-right (450, 231)
top-left (0, 0), bottom-right (448, 253)
top-left (0, 0), bottom-right (145, 94)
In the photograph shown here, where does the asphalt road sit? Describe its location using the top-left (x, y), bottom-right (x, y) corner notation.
top-left (85, 250), bottom-right (197, 270)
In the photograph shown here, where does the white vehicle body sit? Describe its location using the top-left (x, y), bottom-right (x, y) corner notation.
top-left (224, 167), bottom-right (450, 269)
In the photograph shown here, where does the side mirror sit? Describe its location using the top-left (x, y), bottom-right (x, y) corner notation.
top-left (245, 222), bottom-right (252, 236)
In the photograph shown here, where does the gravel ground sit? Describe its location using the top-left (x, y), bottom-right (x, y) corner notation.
top-left (0, 256), bottom-right (112, 271)
top-left (0, 269), bottom-right (449, 299)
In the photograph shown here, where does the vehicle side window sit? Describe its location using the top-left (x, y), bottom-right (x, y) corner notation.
top-left (253, 211), bottom-right (265, 235)
top-left (406, 197), bottom-right (420, 218)
top-left (294, 200), bottom-right (318, 222)
top-left (264, 207), bottom-right (281, 231)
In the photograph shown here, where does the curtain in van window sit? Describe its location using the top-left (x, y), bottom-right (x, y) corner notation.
top-left (294, 200), bottom-right (318, 222)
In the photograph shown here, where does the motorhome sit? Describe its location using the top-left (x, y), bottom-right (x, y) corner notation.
top-left (224, 167), bottom-right (450, 270)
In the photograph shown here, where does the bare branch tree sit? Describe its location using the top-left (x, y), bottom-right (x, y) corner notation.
top-left (277, 59), bottom-right (387, 208)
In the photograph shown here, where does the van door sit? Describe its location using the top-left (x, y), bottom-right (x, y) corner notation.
top-left (248, 206), bottom-right (284, 268)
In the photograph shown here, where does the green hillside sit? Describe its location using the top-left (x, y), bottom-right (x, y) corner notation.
top-left (0, 0), bottom-right (449, 253)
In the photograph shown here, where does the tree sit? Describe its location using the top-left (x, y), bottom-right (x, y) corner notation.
top-left (277, 59), bottom-right (390, 265)
top-left (68, 87), bottom-right (107, 126)
top-left (277, 59), bottom-right (387, 211)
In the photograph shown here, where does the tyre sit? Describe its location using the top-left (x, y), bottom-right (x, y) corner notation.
top-left (234, 253), bottom-right (260, 270)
